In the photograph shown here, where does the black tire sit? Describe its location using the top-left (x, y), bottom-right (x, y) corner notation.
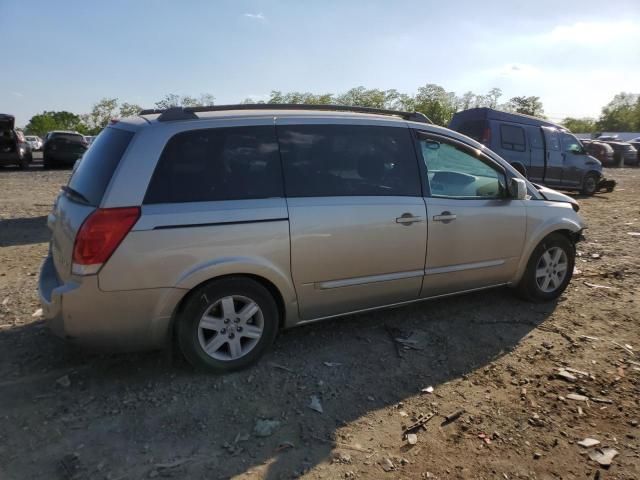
top-left (18, 152), bottom-right (29, 169)
top-left (177, 277), bottom-right (279, 373)
top-left (581, 173), bottom-right (598, 195)
top-left (516, 233), bottom-right (575, 303)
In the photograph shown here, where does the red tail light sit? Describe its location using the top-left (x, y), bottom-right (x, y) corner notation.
top-left (72, 207), bottom-right (140, 275)
top-left (481, 127), bottom-right (491, 146)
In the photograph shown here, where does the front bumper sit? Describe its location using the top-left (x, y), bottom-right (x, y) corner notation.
top-left (38, 254), bottom-right (183, 352)
top-left (597, 178), bottom-right (616, 192)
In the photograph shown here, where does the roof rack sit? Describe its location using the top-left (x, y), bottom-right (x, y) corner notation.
top-left (138, 104), bottom-right (432, 124)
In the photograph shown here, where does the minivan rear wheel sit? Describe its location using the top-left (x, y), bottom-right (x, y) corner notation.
top-left (516, 233), bottom-right (575, 302)
top-left (177, 277), bottom-right (279, 372)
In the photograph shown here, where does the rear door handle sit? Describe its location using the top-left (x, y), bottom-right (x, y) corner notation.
top-left (396, 213), bottom-right (423, 225)
top-left (433, 211), bottom-right (457, 223)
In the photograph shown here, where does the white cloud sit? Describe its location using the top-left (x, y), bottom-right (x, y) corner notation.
top-left (539, 20), bottom-right (640, 46)
top-left (243, 13), bottom-right (266, 21)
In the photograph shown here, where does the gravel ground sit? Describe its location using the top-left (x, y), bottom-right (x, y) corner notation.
top-left (0, 164), bottom-right (638, 480)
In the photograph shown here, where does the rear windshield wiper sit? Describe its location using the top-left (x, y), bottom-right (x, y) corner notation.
top-left (61, 185), bottom-right (91, 205)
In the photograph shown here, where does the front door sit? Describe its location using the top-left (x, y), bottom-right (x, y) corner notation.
top-left (560, 132), bottom-right (589, 187)
top-left (541, 127), bottom-right (563, 186)
top-left (414, 131), bottom-right (526, 297)
top-left (278, 121), bottom-right (428, 320)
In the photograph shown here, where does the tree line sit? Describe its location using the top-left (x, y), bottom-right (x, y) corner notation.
top-left (23, 86), bottom-right (639, 137)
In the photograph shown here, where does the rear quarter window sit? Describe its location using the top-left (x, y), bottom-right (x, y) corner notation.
top-left (68, 127), bottom-right (134, 206)
top-left (144, 126), bottom-right (283, 204)
top-left (455, 120), bottom-right (486, 142)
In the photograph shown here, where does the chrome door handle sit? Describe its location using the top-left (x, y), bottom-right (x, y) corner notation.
top-left (396, 213), bottom-right (423, 225)
top-left (433, 211), bottom-right (457, 223)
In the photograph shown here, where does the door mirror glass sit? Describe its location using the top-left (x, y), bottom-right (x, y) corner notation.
top-left (509, 178), bottom-right (527, 200)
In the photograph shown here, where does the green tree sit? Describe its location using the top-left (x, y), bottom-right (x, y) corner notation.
top-left (155, 93), bottom-right (216, 109)
top-left (83, 97), bottom-right (119, 134)
top-left (119, 102), bottom-right (143, 118)
top-left (596, 92), bottom-right (640, 131)
top-left (561, 117), bottom-right (596, 133)
top-left (506, 96), bottom-right (545, 117)
top-left (413, 84), bottom-right (458, 126)
top-left (24, 111), bottom-right (85, 137)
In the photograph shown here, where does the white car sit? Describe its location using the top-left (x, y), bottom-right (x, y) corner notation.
top-left (25, 135), bottom-right (43, 151)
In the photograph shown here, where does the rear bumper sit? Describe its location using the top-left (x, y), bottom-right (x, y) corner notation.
top-left (44, 153), bottom-right (82, 165)
top-left (38, 254), bottom-right (184, 352)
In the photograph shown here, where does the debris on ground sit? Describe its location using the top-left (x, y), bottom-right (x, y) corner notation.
top-left (32, 308), bottom-right (42, 317)
top-left (406, 433), bottom-right (418, 445)
top-left (403, 412), bottom-right (435, 435)
top-left (323, 361), bottom-right (342, 367)
top-left (253, 419), bottom-right (281, 437)
top-left (441, 409), bottom-right (465, 425)
top-left (588, 448), bottom-right (619, 468)
top-left (381, 458), bottom-right (395, 472)
top-left (566, 393), bottom-right (589, 402)
top-left (55, 375), bottom-right (71, 388)
top-left (421, 386), bottom-right (434, 394)
top-left (578, 438), bottom-right (600, 448)
top-left (308, 395), bottom-right (324, 413)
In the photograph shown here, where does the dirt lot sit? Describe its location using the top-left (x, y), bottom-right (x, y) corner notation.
top-left (0, 164), bottom-right (638, 480)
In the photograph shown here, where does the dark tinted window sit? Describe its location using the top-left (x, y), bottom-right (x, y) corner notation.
top-left (68, 127), bottom-right (134, 206)
top-left (528, 127), bottom-right (544, 149)
top-left (456, 120), bottom-right (486, 142)
top-left (500, 124), bottom-right (526, 152)
top-left (51, 133), bottom-right (84, 143)
top-left (145, 126), bottom-right (282, 204)
top-left (278, 124), bottom-right (420, 197)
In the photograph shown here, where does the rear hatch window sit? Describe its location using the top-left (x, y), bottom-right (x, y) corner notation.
top-left (68, 127), bottom-right (134, 206)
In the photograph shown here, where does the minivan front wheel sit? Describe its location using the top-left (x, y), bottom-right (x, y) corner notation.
top-left (516, 233), bottom-right (575, 302)
top-left (177, 277), bottom-right (279, 372)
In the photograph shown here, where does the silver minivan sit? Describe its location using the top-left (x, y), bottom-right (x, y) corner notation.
top-left (39, 105), bottom-right (585, 372)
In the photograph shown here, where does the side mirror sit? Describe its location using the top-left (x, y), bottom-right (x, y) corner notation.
top-left (509, 178), bottom-right (527, 200)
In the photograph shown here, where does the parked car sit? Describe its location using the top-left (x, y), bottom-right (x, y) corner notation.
top-left (84, 135), bottom-right (96, 145)
top-left (581, 139), bottom-right (615, 166)
top-left (24, 135), bottom-right (43, 151)
top-left (628, 139), bottom-right (640, 164)
top-left (42, 131), bottom-right (88, 168)
top-left (40, 104), bottom-right (586, 372)
top-left (449, 108), bottom-right (615, 195)
top-left (0, 114), bottom-right (32, 168)
top-left (598, 140), bottom-right (638, 166)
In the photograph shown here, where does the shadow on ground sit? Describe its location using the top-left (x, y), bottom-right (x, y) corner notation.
top-left (0, 287), bottom-right (556, 479)
top-left (0, 215), bottom-right (50, 247)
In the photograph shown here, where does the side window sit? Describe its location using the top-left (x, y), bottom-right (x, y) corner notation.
top-left (561, 133), bottom-right (584, 154)
top-left (418, 136), bottom-right (506, 199)
top-left (528, 127), bottom-right (544, 150)
top-left (278, 124), bottom-right (421, 197)
top-left (500, 124), bottom-right (526, 152)
top-left (546, 130), bottom-right (560, 151)
top-left (144, 126), bottom-right (283, 204)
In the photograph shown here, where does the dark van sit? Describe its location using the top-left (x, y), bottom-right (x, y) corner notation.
top-left (449, 108), bottom-right (614, 195)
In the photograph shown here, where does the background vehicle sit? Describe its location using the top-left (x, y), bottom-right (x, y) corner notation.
top-left (42, 131), bottom-right (88, 169)
top-left (84, 135), bottom-right (96, 145)
top-left (581, 139), bottom-right (615, 166)
top-left (0, 114), bottom-right (33, 169)
top-left (628, 139), bottom-right (640, 164)
top-left (24, 135), bottom-right (43, 151)
top-left (40, 105), bottom-right (585, 372)
top-left (449, 108), bottom-right (613, 195)
top-left (598, 140), bottom-right (638, 166)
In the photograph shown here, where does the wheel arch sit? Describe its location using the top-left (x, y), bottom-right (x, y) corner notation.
top-left (168, 272), bottom-right (294, 346)
top-left (513, 220), bottom-right (582, 285)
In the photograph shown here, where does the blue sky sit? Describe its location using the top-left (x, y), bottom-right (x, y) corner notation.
top-left (2, 0), bottom-right (639, 126)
